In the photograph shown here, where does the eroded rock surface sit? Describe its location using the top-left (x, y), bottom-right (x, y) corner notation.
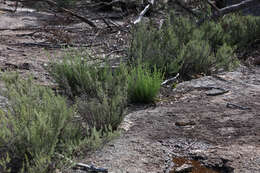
top-left (83, 66), bottom-right (260, 173)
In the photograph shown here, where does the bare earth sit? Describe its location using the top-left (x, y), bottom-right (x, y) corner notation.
top-left (84, 66), bottom-right (260, 173)
top-left (0, 2), bottom-right (260, 173)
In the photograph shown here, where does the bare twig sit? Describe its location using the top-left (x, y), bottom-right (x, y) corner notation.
top-left (198, 0), bottom-right (260, 25)
top-left (106, 48), bottom-right (126, 57)
top-left (42, 0), bottom-right (97, 28)
top-left (207, 0), bottom-right (220, 12)
top-left (226, 103), bottom-right (251, 110)
top-left (9, 42), bottom-right (102, 48)
top-left (133, 0), bottom-right (154, 24)
top-left (161, 73), bottom-right (179, 86)
top-left (55, 153), bottom-right (108, 173)
top-left (216, 0), bottom-right (259, 16)
top-left (13, 0), bottom-right (18, 12)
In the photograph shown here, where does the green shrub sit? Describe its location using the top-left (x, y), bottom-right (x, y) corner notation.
top-left (0, 73), bottom-right (118, 172)
top-left (129, 12), bottom-right (260, 79)
top-left (50, 49), bottom-right (128, 131)
top-left (0, 74), bottom-right (77, 173)
top-left (221, 14), bottom-right (260, 49)
top-left (128, 64), bottom-right (163, 103)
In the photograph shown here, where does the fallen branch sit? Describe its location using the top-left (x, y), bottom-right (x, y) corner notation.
top-left (215, 0), bottom-right (259, 16)
top-left (161, 73), bottom-right (179, 86)
top-left (207, 0), bottom-right (220, 12)
top-left (226, 103), bottom-right (251, 110)
top-left (42, 0), bottom-right (97, 28)
top-left (198, 0), bottom-right (260, 25)
top-left (74, 163), bottom-right (108, 172)
top-left (133, 0), bottom-right (154, 24)
top-left (56, 153), bottom-right (108, 173)
top-left (9, 42), bottom-right (102, 48)
top-left (0, 26), bottom-right (89, 32)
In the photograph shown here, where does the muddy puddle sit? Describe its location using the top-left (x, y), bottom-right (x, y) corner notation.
top-left (169, 157), bottom-right (219, 173)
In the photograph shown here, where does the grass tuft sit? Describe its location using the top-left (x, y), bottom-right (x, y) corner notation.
top-left (128, 64), bottom-right (163, 103)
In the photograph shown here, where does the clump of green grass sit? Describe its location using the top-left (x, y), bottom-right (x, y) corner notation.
top-left (128, 64), bottom-right (163, 103)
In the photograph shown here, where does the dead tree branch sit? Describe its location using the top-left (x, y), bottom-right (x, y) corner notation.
top-left (42, 0), bottom-right (97, 28)
top-left (215, 0), bottom-right (259, 16)
top-left (133, 0), bottom-right (154, 24)
top-left (207, 0), bottom-right (220, 12)
top-left (198, 0), bottom-right (260, 25)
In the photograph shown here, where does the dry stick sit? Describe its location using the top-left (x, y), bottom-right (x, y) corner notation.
top-left (0, 26), bottom-right (87, 32)
top-left (9, 42), bottom-right (102, 48)
top-left (95, 13), bottom-right (113, 29)
top-left (55, 153), bottom-right (108, 173)
top-left (161, 73), bottom-right (179, 86)
top-left (133, 0), bottom-right (154, 24)
top-left (42, 0), bottom-right (97, 28)
top-left (198, 0), bottom-right (260, 25)
top-left (207, 0), bottom-right (220, 12)
top-left (216, 0), bottom-right (259, 16)
top-left (14, 0), bottom-right (18, 12)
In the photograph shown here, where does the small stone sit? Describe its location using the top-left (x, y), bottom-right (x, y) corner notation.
top-left (175, 164), bottom-right (193, 173)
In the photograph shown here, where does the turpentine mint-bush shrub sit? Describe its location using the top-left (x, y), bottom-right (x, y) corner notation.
top-left (0, 73), bottom-right (78, 173)
top-left (130, 12), bottom-right (260, 78)
top-left (128, 63), bottom-right (163, 103)
top-left (50, 49), bottom-right (128, 131)
top-left (221, 14), bottom-right (260, 49)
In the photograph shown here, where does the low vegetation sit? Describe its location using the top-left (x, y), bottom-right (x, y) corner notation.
top-left (0, 6), bottom-right (260, 172)
top-left (128, 64), bottom-right (163, 103)
top-left (129, 12), bottom-right (260, 79)
top-left (50, 49), bottom-right (129, 130)
top-left (0, 74), bottom-right (77, 172)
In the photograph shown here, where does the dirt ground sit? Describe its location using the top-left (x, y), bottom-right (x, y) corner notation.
top-left (0, 1), bottom-right (260, 173)
top-left (83, 66), bottom-right (260, 173)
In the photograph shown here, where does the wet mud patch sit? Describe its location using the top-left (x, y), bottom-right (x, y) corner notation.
top-left (169, 157), bottom-right (220, 173)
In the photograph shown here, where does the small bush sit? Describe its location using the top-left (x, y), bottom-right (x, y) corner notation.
top-left (50, 49), bottom-right (129, 131)
top-left (0, 73), bottom-right (77, 173)
top-left (128, 64), bottom-right (163, 103)
top-left (129, 12), bottom-right (260, 79)
top-left (221, 14), bottom-right (260, 49)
